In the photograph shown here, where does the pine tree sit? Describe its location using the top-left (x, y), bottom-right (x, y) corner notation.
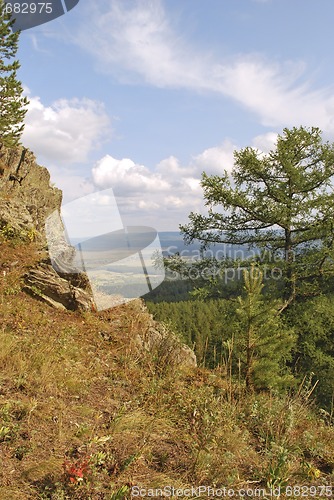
top-left (0, 0), bottom-right (28, 146)
top-left (181, 127), bottom-right (334, 305)
top-left (236, 266), bottom-right (295, 392)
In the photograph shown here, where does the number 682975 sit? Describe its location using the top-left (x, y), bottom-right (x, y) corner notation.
top-left (285, 485), bottom-right (332, 497)
top-left (4, 2), bottom-right (53, 15)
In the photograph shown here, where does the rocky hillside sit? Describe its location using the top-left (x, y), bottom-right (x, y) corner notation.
top-left (0, 141), bottom-right (196, 362)
top-left (0, 143), bottom-right (333, 499)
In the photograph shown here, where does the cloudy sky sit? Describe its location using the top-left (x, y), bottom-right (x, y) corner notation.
top-left (17, 0), bottom-right (334, 232)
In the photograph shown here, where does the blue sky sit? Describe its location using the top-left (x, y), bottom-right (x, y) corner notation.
top-left (16, 0), bottom-right (334, 231)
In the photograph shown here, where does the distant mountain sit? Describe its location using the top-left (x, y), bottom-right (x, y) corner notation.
top-left (68, 230), bottom-right (257, 264)
top-left (158, 231), bottom-right (256, 260)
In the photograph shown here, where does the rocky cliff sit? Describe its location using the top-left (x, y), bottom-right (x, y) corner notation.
top-left (0, 141), bottom-right (95, 311)
top-left (0, 141), bottom-right (196, 368)
top-left (0, 142), bottom-right (62, 240)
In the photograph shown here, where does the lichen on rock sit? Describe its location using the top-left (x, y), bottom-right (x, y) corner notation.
top-left (0, 141), bottom-right (62, 240)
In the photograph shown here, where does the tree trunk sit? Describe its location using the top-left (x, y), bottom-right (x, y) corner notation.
top-left (284, 227), bottom-right (296, 303)
top-left (245, 322), bottom-right (254, 391)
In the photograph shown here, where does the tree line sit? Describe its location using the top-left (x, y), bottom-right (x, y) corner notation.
top-left (148, 126), bottom-right (334, 411)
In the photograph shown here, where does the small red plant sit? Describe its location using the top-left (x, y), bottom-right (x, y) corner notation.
top-left (63, 458), bottom-right (90, 485)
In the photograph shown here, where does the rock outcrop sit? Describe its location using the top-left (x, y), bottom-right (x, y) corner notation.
top-left (0, 141), bottom-right (94, 311)
top-left (133, 299), bottom-right (197, 369)
top-left (0, 141), bottom-right (197, 367)
top-left (23, 263), bottom-right (93, 311)
top-left (0, 142), bottom-right (62, 240)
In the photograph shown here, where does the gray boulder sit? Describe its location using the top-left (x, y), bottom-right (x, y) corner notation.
top-left (24, 263), bottom-right (94, 311)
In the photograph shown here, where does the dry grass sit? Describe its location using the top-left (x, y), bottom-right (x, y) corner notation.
top-left (0, 241), bottom-right (333, 499)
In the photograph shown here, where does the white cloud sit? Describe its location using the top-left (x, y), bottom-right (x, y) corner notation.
top-left (73, 0), bottom-right (334, 134)
top-left (192, 140), bottom-right (236, 175)
top-left (92, 155), bottom-right (170, 193)
top-left (29, 34), bottom-right (50, 53)
top-left (61, 189), bottom-right (124, 240)
top-left (251, 132), bottom-right (278, 153)
top-left (219, 58), bottom-right (334, 129)
top-left (74, 0), bottom-right (207, 91)
top-left (156, 156), bottom-right (195, 177)
top-left (89, 139), bottom-right (240, 230)
top-left (138, 199), bottom-right (160, 210)
top-left (48, 166), bottom-right (95, 204)
top-left (22, 93), bottom-right (111, 164)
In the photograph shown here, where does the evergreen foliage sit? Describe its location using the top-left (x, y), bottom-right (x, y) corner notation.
top-left (143, 278), bottom-right (196, 303)
top-left (287, 295), bottom-right (334, 409)
top-left (181, 126), bottom-right (334, 304)
top-left (235, 266), bottom-right (295, 391)
top-left (0, 0), bottom-right (28, 146)
top-left (147, 280), bottom-right (333, 407)
top-left (148, 268), bottom-right (296, 392)
top-left (147, 297), bottom-right (236, 366)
